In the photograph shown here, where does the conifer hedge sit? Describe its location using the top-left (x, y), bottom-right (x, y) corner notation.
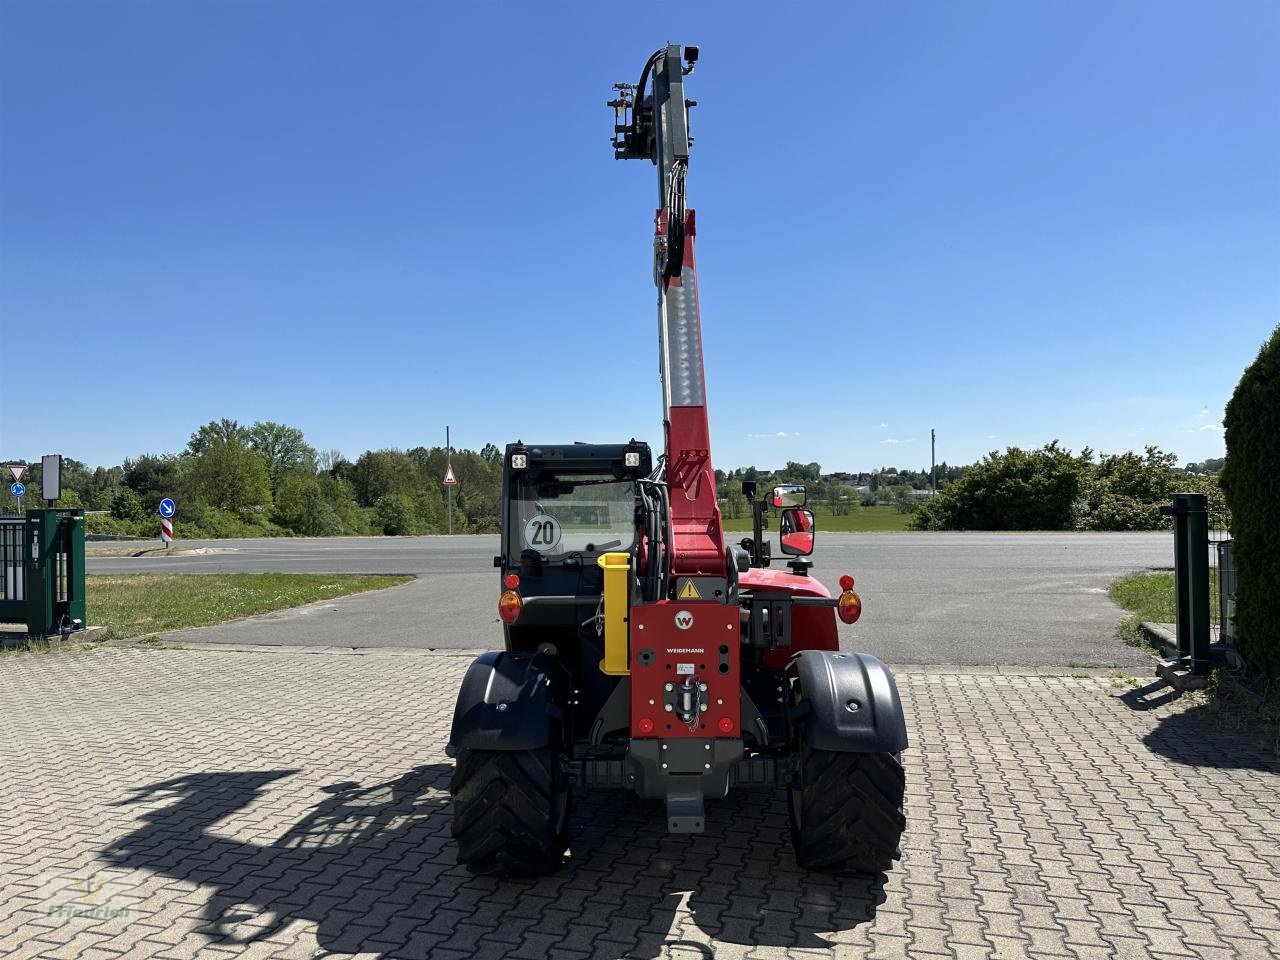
top-left (1220, 325), bottom-right (1280, 680)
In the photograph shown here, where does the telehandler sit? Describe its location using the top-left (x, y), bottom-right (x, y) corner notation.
top-left (448, 45), bottom-right (907, 875)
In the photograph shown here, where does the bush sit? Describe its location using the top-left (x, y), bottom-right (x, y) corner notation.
top-left (110, 488), bottom-right (146, 522)
top-left (910, 442), bottom-right (1089, 530)
top-left (374, 494), bottom-right (422, 536)
top-left (1220, 325), bottom-right (1280, 680)
top-left (85, 513), bottom-right (158, 538)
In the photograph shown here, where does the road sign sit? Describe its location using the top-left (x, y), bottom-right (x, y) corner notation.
top-left (160, 516), bottom-right (174, 544)
top-left (158, 498), bottom-right (176, 518)
top-left (7, 464), bottom-right (26, 484)
top-left (10, 482), bottom-right (25, 498)
top-left (443, 465), bottom-right (458, 486)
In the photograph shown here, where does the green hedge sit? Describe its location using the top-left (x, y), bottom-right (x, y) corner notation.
top-left (1220, 325), bottom-right (1280, 681)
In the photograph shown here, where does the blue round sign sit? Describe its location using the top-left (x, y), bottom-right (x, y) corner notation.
top-left (10, 482), bottom-right (25, 497)
top-left (158, 498), bottom-right (176, 518)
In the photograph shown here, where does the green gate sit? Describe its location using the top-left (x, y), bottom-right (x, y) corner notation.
top-left (0, 509), bottom-right (86, 638)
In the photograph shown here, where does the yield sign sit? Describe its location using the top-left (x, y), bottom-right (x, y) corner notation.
top-left (7, 464), bottom-right (26, 484)
top-left (443, 464), bottom-right (458, 486)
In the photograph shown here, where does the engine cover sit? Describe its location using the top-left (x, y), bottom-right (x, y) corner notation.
top-left (629, 601), bottom-right (740, 739)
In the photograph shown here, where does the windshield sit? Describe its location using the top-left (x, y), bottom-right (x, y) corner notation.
top-left (508, 473), bottom-right (638, 558)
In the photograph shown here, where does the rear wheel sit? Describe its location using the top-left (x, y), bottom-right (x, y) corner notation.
top-left (451, 747), bottom-right (571, 875)
top-left (788, 744), bottom-right (905, 873)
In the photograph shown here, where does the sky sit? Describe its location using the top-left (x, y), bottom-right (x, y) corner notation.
top-left (1, 1), bottom-right (1276, 474)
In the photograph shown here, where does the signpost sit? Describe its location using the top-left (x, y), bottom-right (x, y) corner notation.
top-left (42, 454), bottom-right (62, 503)
top-left (443, 426), bottom-right (457, 535)
top-left (158, 498), bottom-right (176, 546)
top-left (10, 481), bottom-right (25, 510)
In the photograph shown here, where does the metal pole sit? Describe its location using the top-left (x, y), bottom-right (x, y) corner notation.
top-left (446, 425), bottom-right (452, 537)
top-left (931, 429), bottom-right (937, 492)
top-left (1185, 492), bottom-right (1211, 677)
top-left (1171, 494), bottom-right (1191, 661)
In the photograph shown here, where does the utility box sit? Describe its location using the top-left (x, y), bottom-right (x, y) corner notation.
top-left (0, 509), bottom-right (85, 638)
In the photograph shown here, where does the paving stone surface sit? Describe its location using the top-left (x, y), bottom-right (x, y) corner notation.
top-left (1, 647), bottom-right (1277, 959)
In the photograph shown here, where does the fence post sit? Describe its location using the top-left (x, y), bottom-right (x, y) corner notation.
top-left (1167, 494), bottom-right (1192, 661)
top-left (1184, 492), bottom-right (1211, 678)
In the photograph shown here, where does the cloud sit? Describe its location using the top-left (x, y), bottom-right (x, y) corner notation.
top-left (879, 438), bottom-right (916, 444)
top-left (986, 434), bottom-right (998, 439)
top-left (878, 422), bottom-right (889, 429)
top-left (746, 431), bottom-right (800, 439)
top-left (1198, 423), bottom-right (1223, 432)
top-left (1198, 406), bottom-right (1212, 418)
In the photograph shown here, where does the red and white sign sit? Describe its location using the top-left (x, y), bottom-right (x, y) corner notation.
top-left (7, 464), bottom-right (26, 484)
top-left (443, 465), bottom-right (458, 486)
top-left (160, 517), bottom-right (174, 544)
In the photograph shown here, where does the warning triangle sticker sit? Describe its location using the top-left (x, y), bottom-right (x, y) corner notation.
top-left (7, 465), bottom-right (26, 483)
top-left (678, 579), bottom-right (701, 600)
top-left (443, 465), bottom-right (458, 486)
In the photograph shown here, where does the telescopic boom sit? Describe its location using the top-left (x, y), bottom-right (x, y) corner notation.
top-left (610, 44), bottom-right (724, 579)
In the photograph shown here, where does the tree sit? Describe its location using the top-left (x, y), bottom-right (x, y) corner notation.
top-left (110, 488), bottom-right (146, 522)
top-left (187, 419), bottom-right (250, 456)
top-left (351, 450), bottom-right (420, 506)
top-left (189, 439), bottom-right (272, 515)
top-left (123, 454), bottom-right (184, 511)
top-left (247, 421), bottom-right (316, 487)
top-left (1220, 325), bottom-right (1280, 680)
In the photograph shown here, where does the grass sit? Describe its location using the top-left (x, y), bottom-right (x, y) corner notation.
top-left (81, 573), bottom-right (413, 640)
top-left (1109, 571), bottom-right (1219, 647)
top-left (721, 505), bottom-right (912, 533)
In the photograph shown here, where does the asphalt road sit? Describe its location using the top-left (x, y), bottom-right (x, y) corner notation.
top-left (88, 532), bottom-right (1172, 667)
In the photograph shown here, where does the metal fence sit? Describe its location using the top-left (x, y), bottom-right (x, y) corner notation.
top-left (1206, 512), bottom-right (1235, 647)
top-left (1, 515), bottom-right (26, 616)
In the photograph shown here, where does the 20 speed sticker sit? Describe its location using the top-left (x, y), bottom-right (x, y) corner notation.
top-left (523, 514), bottom-right (562, 551)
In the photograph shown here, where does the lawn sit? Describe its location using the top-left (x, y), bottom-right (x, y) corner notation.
top-left (1109, 571), bottom-right (1218, 624)
top-left (721, 505), bottom-right (912, 533)
top-left (82, 573), bottom-right (413, 640)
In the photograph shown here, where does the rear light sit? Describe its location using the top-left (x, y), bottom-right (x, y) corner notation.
top-left (717, 717), bottom-right (735, 734)
top-left (636, 717), bottom-right (655, 735)
top-left (839, 574), bottom-right (855, 591)
top-left (503, 573), bottom-right (520, 590)
top-left (498, 590), bottom-right (523, 624)
top-left (837, 589), bottom-right (862, 624)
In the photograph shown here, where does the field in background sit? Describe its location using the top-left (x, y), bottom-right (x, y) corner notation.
top-left (721, 504), bottom-right (912, 533)
top-left (82, 573), bottom-right (413, 640)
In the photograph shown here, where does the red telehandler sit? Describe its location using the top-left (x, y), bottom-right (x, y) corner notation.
top-left (448, 45), bottom-right (907, 875)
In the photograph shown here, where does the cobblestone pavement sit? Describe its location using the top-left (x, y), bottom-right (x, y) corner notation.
top-left (1, 647), bottom-right (1277, 960)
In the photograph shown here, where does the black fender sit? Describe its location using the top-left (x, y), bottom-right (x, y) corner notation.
top-left (788, 650), bottom-right (908, 753)
top-left (447, 651), bottom-right (569, 754)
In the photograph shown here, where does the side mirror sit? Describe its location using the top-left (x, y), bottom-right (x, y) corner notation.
top-left (772, 484), bottom-right (806, 508)
top-left (779, 507), bottom-right (815, 556)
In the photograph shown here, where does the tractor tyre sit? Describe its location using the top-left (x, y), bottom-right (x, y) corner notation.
top-left (451, 747), bottom-right (571, 876)
top-left (788, 745), bottom-right (905, 874)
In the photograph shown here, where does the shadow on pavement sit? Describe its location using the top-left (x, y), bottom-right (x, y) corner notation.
top-left (1118, 679), bottom-right (1280, 773)
top-left (103, 765), bottom-right (885, 958)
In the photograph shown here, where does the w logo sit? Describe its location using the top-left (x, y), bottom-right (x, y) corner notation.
top-left (674, 610), bottom-right (694, 631)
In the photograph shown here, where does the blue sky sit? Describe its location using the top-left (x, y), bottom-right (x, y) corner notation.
top-left (2, 1), bottom-right (1276, 473)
